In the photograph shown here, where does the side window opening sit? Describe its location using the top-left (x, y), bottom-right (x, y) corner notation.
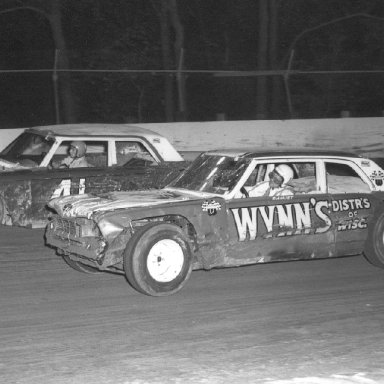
top-left (51, 141), bottom-right (72, 166)
top-left (243, 164), bottom-right (264, 187)
top-left (51, 141), bottom-right (108, 168)
top-left (115, 141), bottom-right (157, 167)
top-left (242, 162), bottom-right (318, 197)
top-left (325, 162), bottom-right (370, 193)
top-left (85, 142), bottom-right (108, 167)
top-left (287, 162), bottom-right (318, 194)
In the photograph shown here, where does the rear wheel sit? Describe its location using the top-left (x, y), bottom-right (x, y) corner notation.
top-left (124, 222), bottom-right (192, 296)
top-left (63, 255), bottom-right (101, 274)
top-left (364, 211), bottom-right (384, 268)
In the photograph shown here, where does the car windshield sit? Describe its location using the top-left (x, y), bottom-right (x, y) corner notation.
top-left (168, 153), bottom-right (251, 194)
top-left (0, 132), bottom-right (55, 167)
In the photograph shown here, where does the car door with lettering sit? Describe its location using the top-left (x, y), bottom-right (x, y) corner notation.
top-left (225, 161), bottom-right (336, 264)
top-left (45, 140), bottom-right (129, 198)
top-left (325, 161), bottom-right (375, 256)
top-left (226, 194), bottom-right (335, 263)
top-left (29, 139), bottom-right (166, 226)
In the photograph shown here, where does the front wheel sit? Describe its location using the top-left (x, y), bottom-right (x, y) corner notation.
top-left (364, 211), bottom-right (384, 268)
top-left (124, 223), bottom-right (193, 296)
top-left (63, 255), bottom-right (101, 274)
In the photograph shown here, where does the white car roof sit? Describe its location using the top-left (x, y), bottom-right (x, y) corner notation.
top-left (27, 124), bottom-right (184, 162)
top-left (29, 124), bottom-right (163, 138)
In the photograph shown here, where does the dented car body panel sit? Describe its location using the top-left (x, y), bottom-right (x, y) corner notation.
top-left (46, 150), bottom-right (384, 279)
top-left (0, 124), bottom-right (186, 228)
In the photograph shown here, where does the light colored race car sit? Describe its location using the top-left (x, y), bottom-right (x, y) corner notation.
top-left (0, 124), bottom-right (186, 228)
top-left (46, 149), bottom-right (384, 296)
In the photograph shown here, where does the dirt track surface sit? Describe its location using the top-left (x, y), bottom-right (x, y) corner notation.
top-left (1, 226), bottom-right (384, 384)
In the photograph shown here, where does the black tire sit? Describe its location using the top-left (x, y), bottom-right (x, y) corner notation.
top-left (124, 222), bottom-right (193, 296)
top-left (63, 255), bottom-right (101, 274)
top-left (364, 210), bottom-right (384, 268)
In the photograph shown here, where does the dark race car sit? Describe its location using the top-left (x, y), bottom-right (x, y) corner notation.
top-left (46, 150), bottom-right (384, 296)
top-left (0, 124), bottom-right (186, 228)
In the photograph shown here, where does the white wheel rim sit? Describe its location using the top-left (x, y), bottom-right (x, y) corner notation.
top-left (147, 239), bottom-right (185, 283)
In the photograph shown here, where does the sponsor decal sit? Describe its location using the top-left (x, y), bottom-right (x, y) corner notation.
top-left (272, 195), bottom-right (294, 201)
top-left (202, 200), bottom-right (222, 216)
top-left (231, 197), bottom-right (371, 241)
top-left (337, 216), bottom-right (367, 231)
top-left (51, 178), bottom-right (86, 199)
top-left (369, 170), bottom-right (384, 187)
top-left (331, 197), bottom-right (370, 211)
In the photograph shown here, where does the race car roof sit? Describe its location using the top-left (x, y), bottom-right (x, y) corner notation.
top-left (27, 124), bottom-right (165, 139)
top-left (204, 148), bottom-right (363, 159)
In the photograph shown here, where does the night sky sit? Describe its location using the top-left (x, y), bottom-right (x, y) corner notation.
top-left (0, 0), bottom-right (384, 127)
top-left (0, 8), bottom-right (54, 127)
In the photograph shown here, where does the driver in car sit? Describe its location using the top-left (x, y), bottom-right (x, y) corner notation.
top-left (248, 164), bottom-right (294, 197)
top-left (60, 141), bottom-right (90, 168)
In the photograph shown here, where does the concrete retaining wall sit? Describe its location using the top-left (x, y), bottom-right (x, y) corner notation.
top-left (138, 117), bottom-right (384, 158)
top-left (1, 117), bottom-right (383, 158)
top-left (0, 128), bottom-right (24, 151)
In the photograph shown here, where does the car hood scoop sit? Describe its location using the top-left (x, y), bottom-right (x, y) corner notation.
top-left (48, 189), bottom-right (192, 219)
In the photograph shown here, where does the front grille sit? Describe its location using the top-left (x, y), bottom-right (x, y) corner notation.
top-left (54, 217), bottom-right (80, 237)
top-left (46, 217), bottom-right (107, 262)
top-left (48, 216), bottom-right (101, 240)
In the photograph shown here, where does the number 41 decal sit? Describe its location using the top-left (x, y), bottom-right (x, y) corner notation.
top-left (51, 178), bottom-right (86, 199)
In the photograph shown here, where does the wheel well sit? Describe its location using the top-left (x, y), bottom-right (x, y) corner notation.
top-left (132, 215), bottom-right (197, 248)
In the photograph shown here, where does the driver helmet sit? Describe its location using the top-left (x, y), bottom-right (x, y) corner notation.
top-left (70, 141), bottom-right (87, 158)
top-left (274, 164), bottom-right (294, 185)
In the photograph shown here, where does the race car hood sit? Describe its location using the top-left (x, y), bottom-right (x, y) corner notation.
top-left (0, 158), bottom-right (28, 171)
top-left (48, 189), bottom-right (202, 219)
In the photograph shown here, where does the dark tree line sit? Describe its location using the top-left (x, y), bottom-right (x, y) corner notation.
top-left (0, 0), bottom-right (383, 126)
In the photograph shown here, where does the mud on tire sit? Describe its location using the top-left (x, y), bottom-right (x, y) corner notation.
top-left (364, 210), bottom-right (384, 268)
top-left (124, 222), bottom-right (193, 296)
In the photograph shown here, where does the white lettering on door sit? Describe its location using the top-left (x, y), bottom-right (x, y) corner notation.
top-left (51, 178), bottom-right (86, 199)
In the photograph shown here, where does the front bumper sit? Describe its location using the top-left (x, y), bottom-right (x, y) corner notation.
top-left (46, 228), bottom-right (106, 261)
top-left (45, 216), bottom-right (130, 270)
